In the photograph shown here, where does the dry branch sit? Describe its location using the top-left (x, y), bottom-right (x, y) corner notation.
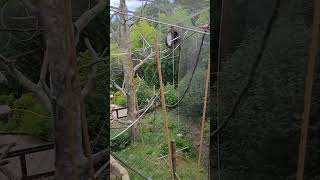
top-left (81, 38), bottom-right (99, 97)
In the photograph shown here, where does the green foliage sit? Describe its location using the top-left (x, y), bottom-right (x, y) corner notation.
top-left (136, 77), bottom-right (153, 106)
top-left (110, 41), bottom-right (123, 62)
top-left (196, 10), bottom-right (209, 25)
top-left (141, 60), bottom-right (158, 86)
top-left (112, 91), bottom-right (126, 106)
top-left (164, 84), bottom-right (178, 106)
top-left (113, 110), bottom-right (207, 179)
top-left (7, 93), bottom-right (51, 140)
top-left (111, 133), bottom-right (130, 152)
top-left (159, 6), bottom-right (193, 26)
top-left (130, 20), bottom-right (156, 50)
top-left (0, 94), bottom-right (15, 106)
top-left (178, 68), bottom-right (207, 116)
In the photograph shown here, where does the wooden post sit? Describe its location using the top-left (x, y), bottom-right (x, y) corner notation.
top-left (196, 51), bottom-right (210, 180)
top-left (154, 33), bottom-right (174, 180)
top-left (296, 0), bottom-right (320, 180)
top-left (20, 155), bottom-right (27, 179)
top-left (170, 140), bottom-right (177, 180)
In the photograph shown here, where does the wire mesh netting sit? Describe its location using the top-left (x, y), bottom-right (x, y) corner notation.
top-left (110, 0), bottom-right (210, 179)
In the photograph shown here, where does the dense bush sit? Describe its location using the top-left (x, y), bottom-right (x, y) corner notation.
top-left (0, 94), bottom-right (15, 106)
top-left (177, 68), bottom-right (206, 116)
top-left (164, 84), bottom-right (178, 106)
top-left (136, 77), bottom-right (153, 106)
top-left (6, 93), bottom-right (51, 140)
top-left (111, 133), bottom-right (130, 152)
top-left (112, 91), bottom-right (126, 106)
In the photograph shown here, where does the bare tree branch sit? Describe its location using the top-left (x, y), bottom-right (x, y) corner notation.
top-left (0, 28), bottom-right (46, 32)
top-left (74, 0), bottom-right (106, 44)
top-left (133, 52), bottom-right (155, 71)
top-left (138, 95), bottom-right (158, 114)
top-left (0, 53), bottom-right (52, 113)
top-left (111, 80), bottom-right (127, 97)
top-left (19, 0), bottom-right (39, 14)
top-left (38, 49), bottom-right (48, 85)
top-left (0, 166), bottom-right (19, 180)
top-left (81, 38), bottom-right (98, 97)
top-left (92, 148), bottom-right (109, 165)
top-left (0, 72), bottom-right (7, 84)
top-left (37, 49), bottom-right (51, 98)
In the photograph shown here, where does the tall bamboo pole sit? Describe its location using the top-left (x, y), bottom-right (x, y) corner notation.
top-left (196, 51), bottom-right (210, 180)
top-left (153, 33), bottom-right (174, 180)
top-left (296, 1), bottom-right (320, 180)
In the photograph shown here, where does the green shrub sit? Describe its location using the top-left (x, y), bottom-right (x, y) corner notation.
top-left (7, 93), bottom-right (51, 140)
top-left (112, 91), bottom-right (126, 106)
top-left (159, 143), bottom-right (168, 156)
top-left (111, 133), bottom-right (130, 152)
top-left (178, 68), bottom-right (206, 116)
top-left (0, 94), bottom-right (15, 106)
top-left (136, 77), bottom-right (153, 106)
top-left (164, 84), bottom-right (178, 106)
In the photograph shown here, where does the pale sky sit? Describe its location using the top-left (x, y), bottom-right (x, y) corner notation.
top-left (110, 0), bottom-right (145, 11)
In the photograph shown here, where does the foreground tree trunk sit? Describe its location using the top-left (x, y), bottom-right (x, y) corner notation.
top-left (43, 0), bottom-right (89, 179)
top-left (119, 0), bottom-right (139, 141)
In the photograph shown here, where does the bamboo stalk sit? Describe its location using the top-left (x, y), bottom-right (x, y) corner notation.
top-left (153, 33), bottom-right (174, 180)
top-left (296, 0), bottom-right (320, 180)
top-left (196, 51), bottom-right (210, 180)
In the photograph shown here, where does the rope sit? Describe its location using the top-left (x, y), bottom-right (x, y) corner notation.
top-left (11, 109), bottom-right (52, 118)
top-left (166, 33), bottom-right (206, 108)
top-left (210, 0), bottom-right (281, 136)
top-left (110, 8), bottom-right (210, 35)
top-left (111, 96), bottom-right (157, 140)
top-left (111, 151), bottom-right (152, 180)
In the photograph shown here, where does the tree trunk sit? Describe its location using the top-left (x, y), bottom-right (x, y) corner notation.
top-left (43, 0), bottom-right (89, 179)
top-left (119, 0), bottom-right (139, 141)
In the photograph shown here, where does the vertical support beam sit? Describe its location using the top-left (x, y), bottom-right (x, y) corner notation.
top-left (20, 155), bottom-right (27, 180)
top-left (210, 0), bottom-right (223, 178)
top-left (296, 1), bottom-right (320, 180)
top-left (170, 140), bottom-right (177, 180)
top-left (154, 33), bottom-right (174, 180)
top-left (196, 51), bottom-right (210, 180)
top-left (116, 109), bottom-right (119, 119)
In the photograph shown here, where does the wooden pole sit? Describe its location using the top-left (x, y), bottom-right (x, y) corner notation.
top-left (196, 51), bottom-right (210, 180)
top-left (296, 1), bottom-right (320, 180)
top-left (154, 33), bottom-right (174, 180)
top-left (170, 140), bottom-right (177, 180)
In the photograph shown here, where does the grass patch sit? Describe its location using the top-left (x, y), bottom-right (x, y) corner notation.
top-left (112, 110), bottom-right (208, 179)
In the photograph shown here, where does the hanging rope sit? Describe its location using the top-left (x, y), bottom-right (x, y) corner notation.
top-left (111, 96), bottom-right (157, 140)
top-left (166, 33), bottom-right (206, 108)
top-left (210, 0), bottom-right (281, 136)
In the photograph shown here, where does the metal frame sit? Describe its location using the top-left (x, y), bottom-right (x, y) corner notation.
top-left (5, 143), bottom-right (54, 180)
top-left (110, 107), bottom-right (128, 119)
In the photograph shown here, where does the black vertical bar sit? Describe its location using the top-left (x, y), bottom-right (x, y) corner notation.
top-left (20, 155), bottom-right (27, 180)
top-left (210, 0), bottom-right (223, 178)
top-left (116, 109), bottom-right (119, 119)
